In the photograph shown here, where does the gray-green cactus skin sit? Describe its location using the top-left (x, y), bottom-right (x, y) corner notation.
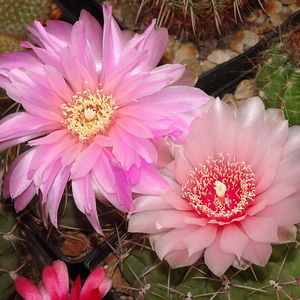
top-left (119, 233), bottom-right (300, 299)
top-left (256, 26), bottom-right (300, 126)
top-left (0, 202), bottom-right (22, 300)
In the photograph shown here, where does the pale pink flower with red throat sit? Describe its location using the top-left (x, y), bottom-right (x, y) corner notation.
top-left (14, 260), bottom-right (112, 300)
top-left (0, 5), bottom-right (209, 233)
top-left (129, 97), bottom-right (300, 277)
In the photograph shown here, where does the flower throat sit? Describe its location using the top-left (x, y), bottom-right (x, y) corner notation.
top-left (182, 153), bottom-right (256, 222)
top-left (61, 88), bottom-right (117, 141)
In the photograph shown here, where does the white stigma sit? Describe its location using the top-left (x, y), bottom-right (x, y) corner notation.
top-left (84, 108), bottom-right (96, 120)
top-left (214, 181), bottom-right (227, 197)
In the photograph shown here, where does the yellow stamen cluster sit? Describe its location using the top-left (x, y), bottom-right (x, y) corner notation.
top-left (61, 89), bottom-right (117, 142)
top-left (182, 153), bottom-right (256, 221)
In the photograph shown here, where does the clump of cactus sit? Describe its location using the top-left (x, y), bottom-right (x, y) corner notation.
top-left (256, 25), bottom-right (300, 126)
top-left (0, 0), bottom-right (61, 54)
top-left (0, 33), bottom-right (24, 54)
top-left (0, 0), bottom-right (53, 38)
top-left (135, 0), bottom-right (261, 40)
top-left (116, 232), bottom-right (300, 299)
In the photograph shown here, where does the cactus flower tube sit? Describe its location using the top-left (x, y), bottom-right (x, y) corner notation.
top-left (129, 97), bottom-right (300, 277)
top-left (0, 4), bottom-right (209, 234)
top-left (14, 260), bottom-right (112, 300)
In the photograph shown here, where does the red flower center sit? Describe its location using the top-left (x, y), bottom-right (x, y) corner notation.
top-left (182, 153), bottom-right (256, 222)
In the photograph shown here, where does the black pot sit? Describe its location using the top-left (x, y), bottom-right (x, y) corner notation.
top-left (195, 9), bottom-right (300, 98)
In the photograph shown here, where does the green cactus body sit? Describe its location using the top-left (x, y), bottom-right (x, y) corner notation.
top-left (0, 33), bottom-right (24, 54)
top-left (256, 28), bottom-right (300, 126)
top-left (0, 0), bottom-right (52, 39)
top-left (119, 234), bottom-right (300, 299)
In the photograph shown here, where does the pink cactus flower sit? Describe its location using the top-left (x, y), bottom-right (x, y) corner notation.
top-left (129, 97), bottom-right (300, 277)
top-left (14, 260), bottom-right (112, 300)
top-left (0, 5), bottom-right (209, 233)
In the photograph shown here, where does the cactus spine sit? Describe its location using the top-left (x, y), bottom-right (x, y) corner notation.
top-left (117, 233), bottom-right (300, 299)
top-left (136, 0), bottom-right (261, 40)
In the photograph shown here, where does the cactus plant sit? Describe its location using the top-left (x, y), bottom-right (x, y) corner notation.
top-left (0, 202), bottom-right (22, 300)
top-left (255, 25), bottom-right (300, 126)
top-left (134, 0), bottom-right (261, 40)
top-left (117, 232), bottom-right (300, 299)
top-left (0, 33), bottom-right (24, 54)
top-left (0, 0), bottom-right (53, 39)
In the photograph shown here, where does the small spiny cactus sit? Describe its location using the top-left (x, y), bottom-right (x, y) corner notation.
top-left (256, 25), bottom-right (300, 126)
top-left (0, 33), bottom-right (24, 54)
top-left (0, 0), bottom-right (53, 39)
top-left (135, 0), bottom-right (261, 40)
top-left (117, 232), bottom-right (300, 299)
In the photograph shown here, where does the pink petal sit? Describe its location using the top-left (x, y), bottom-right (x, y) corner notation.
top-left (21, 42), bottom-right (62, 71)
top-left (153, 225), bottom-right (199, 260)
top-left (170, 68), bottom-right (198, 87)
top-left (204, 230), bottom-right (236, 277)
top-left (14, 277), bottom-right (43, 300)
top-left (100, 4), bottom-right (124, 81)
top-left (123, 20), bottom-right (167, 69)
top-left (70, 142), bottom-right (102, 179)
top-left (132, 195), bottom-right (172, 213)
top-left (131, 160), bottom-right (170, 194)
top-left (72, 173), bottom-right (103, 234)
top-left (79, 10), bottom-right (103, 70)
top-left (44, 165), bottom-right (71, 228)
top-left (183, 224), bottom-right (218, 257)
top-left (60, 46), bottom-right (84, 92)
top-left (79, 267), bottom-right (112, 300)
top-left (51, 261), bottom-right (69, 299)
top-left (256, 180), bottom-right (296, 206)
top-left (70, 20), bottom-right (98, 87)
top-left (44, 65), bottom-right (74, 101)
top-left (220, 224), bottom-right (249, 259)
top-left (173, 146), bottom-right (194, 186)
top-left (254, 145), bottom-right (283, 192)
top-left (0, 50), bottom-right (42, 72)
top-left (184, 117), bottom-right (214, 166)
top-left (129, 211), bottom-right (163, 233)
top-left (163, 190), bottom-right (193, 211)
top-left (26, 20), bottom-right (68, 52)
top-left (240, 216), bottom-right (279, 243)
top-left (236, 97), bottom-right (265, 139)
top-left (42, 265), bottom-right (60, 299)
top-left (91, 149), bottom-right (134, 211)
top-left (156, 210), bottom-right (203, 229)
top-left (0, 112), bottom-right (60, 152)
top-left (70, 276), bottom-right (82, 300)
top-left (205, 98), bottom-right (236, 149)
top-left (13, 182), bottom-right (37, 212)
top-left (164, 248), bottom-right (201, 268)
top-left (110, 126), bottom-right (137, 170)
top-left (6, 149), bottom-right (36, 198)
top-left (140, 85), bottom-right (209, 114)
top-left (241, 240), bottom-right (272, 266)
top-left (255, 194), bottom-right (300, 227)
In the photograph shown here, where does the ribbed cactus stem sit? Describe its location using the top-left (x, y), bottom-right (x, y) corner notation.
top-left (135, 0), bottom-right (261, 40)
top-left (256, 26), bottom-right (300, 126)
top-left (118, 233), bottom-right (300, 299)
